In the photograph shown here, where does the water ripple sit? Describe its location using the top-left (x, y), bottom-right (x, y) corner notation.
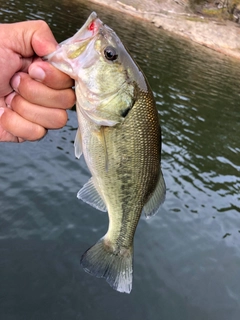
top-left (0, 1), bottom-right (240, 318)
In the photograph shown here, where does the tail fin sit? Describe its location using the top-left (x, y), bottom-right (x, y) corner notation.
top-left (80, 237), bottom-right (133, 294)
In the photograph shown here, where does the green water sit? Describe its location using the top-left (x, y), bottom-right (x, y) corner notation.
top-left (0, 0), bottom-right (239, 319)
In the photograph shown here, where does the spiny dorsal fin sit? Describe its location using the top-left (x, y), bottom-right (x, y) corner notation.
top-left (143, 168), bottom-right (166, 218)
top-left (77, 177), bottom-right (107, 212)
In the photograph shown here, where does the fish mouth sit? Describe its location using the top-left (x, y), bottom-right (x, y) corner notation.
top-left (44, 12), bottom-right (103, 73)
top-left (62, 11), bottom-right (103, 60)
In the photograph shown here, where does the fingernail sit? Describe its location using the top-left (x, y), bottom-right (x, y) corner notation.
top-left (0, 107), bottom-right (4, 117)
top-left (29, 66), bottom-right (46, 81)
top-left (11, 74), bottom-right (20, 91)
top-left (5, 92), bottom-right (16, 107)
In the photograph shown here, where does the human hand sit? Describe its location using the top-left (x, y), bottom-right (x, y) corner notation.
top-left (0, 20), bottom-right (76, 142)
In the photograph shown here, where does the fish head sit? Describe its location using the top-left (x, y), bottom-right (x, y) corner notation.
top-left (45, 12), bottom-right (148, 126)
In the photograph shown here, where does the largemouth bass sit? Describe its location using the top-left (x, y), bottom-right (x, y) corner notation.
top-left (45, 12), bottom-right (166, 293)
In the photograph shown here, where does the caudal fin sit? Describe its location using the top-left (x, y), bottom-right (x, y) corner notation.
top-left (80, 237), bottom-right (133, 294)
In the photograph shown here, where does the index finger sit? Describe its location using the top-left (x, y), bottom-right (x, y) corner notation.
top-left (28, 60), bottom-right (74, 90)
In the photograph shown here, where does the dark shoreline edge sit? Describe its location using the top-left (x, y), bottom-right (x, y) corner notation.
top-left (89, 0), bottom-right (240, 61)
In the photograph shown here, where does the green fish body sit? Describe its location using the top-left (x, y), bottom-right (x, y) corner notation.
top-left (45, 12), bottom-right (166, 293)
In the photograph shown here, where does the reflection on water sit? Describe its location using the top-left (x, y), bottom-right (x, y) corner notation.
top-left (0, 0), bottom-right (240, 319)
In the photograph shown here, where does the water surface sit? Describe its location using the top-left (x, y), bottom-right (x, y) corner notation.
top-left (0, 1), bottom-right (240, 319)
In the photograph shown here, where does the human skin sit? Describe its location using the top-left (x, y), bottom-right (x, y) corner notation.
top-left (0, 20), bottom-right (76, 142)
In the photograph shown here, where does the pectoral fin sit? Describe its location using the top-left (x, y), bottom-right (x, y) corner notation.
top-left (143, 169), bottom-right (166, 218)
top-left (77, 177), bottom-right (107, 212)
top-left (74, 128), bottom-right (82, 159)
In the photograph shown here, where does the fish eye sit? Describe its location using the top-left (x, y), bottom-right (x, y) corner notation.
top-left (104, 46), bottom-right (118, 61)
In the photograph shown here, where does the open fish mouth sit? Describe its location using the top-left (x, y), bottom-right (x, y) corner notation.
top-left (44, 12), bottom-right (103, 75)
top-left (61, 12), bottom-right (102, 59)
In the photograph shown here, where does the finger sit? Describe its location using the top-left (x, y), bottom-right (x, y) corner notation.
top-left (0, 107), bottom-right (46, 141)
top-left (6, 20), bottom-right (57, 58)
top-left (0, 107), bottom-right (18, 142)
top-left (28, 60), bottom-right (74, 89)
top-left (0, 126), bottom-right (20, 142)
top-left (11, 72), bottom-right (76, 109)
top-left (10, 94), bottom-right (68, 129)
top-left (31, 21), bottom-right (58, 56)
top-left (0, 97), bottom-right (7, 108)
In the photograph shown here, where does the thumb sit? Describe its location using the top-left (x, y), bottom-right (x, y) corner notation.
top-left (31, 20), bottom-right (58, 56)
top-left (8, 20), bottom-right (58, 58)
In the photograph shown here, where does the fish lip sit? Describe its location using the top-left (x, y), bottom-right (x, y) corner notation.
top-left (70, 12), bottom-right (102, 43)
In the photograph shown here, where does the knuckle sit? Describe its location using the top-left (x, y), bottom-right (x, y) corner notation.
top-left (29, 125), bottom-right (47, 141)
top-left (54, 110), bottom-right (68, 128)
top-left (55, 89), bottom-right (75, 110)
top-left (34, 20), bottom-right (49, 31)
top-left (17, 74), bottom-right (32, 97)
top-left (64, 89), bottom-right (76, 109)
top-left (10, 94), bottom-right (23, 111)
